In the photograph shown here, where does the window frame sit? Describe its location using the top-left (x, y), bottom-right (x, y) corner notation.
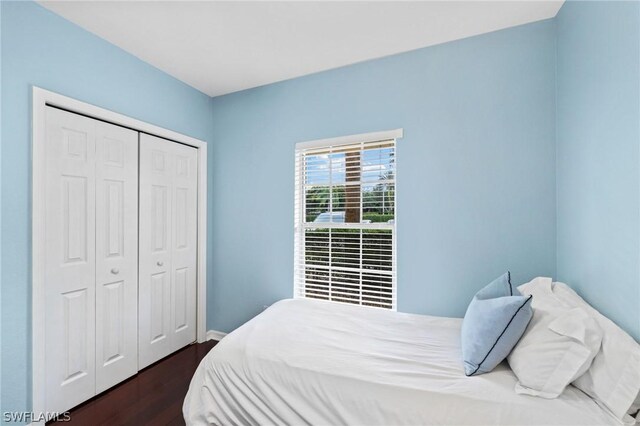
top-left (294, 129), bottom-right (403, 310)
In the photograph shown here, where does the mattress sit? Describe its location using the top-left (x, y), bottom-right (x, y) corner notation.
top-left (184, 298), bottom-right (616, 425)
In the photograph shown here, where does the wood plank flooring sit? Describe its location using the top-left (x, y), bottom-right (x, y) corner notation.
top-left (50, 340), bottom-right (217, 426)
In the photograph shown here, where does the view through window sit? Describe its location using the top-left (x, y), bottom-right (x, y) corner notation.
top-left (294, 134), bottom-right (397, 309)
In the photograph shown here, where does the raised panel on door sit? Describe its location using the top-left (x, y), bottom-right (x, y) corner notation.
top-left (45, 107), bottom-right (96, 413)
top-left (139, 134), bottom-right (174, 369)
top-left (95, 122), bottom-right (139, 393)
top-left (171, 144), bottom-right (198, 352)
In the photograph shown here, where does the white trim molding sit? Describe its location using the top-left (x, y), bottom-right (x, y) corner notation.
top-left (31, 86), bottom-right (208, 421)
top-left (296, 128), bottom-right (403, 150)
top-left (206, 330), bottom-right (228, 342)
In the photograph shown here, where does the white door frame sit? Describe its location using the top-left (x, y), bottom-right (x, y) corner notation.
top-left (31, 86), bottom-right (208, 419)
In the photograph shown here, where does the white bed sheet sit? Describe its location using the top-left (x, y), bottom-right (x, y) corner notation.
top-left (184, 298), bottom-right (615, 425)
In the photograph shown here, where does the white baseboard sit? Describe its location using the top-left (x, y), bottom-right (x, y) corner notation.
top-left (206, 329), bottom-right (227, 341)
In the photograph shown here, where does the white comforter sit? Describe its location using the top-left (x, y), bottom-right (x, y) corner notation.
top-left (184, 298), bottom-right (615, 425)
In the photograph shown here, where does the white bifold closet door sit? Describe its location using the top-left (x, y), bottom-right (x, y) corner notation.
top-left (44, 107), bottom-right (138, 414)
top-left (138, 133), bottom-right (198, 369)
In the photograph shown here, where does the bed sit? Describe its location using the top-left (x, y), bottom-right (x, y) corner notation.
top-left (183, 298), bottom-right (616, 425)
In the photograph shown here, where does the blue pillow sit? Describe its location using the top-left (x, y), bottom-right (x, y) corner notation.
top-left (461, 272), bottom-right (533, 376)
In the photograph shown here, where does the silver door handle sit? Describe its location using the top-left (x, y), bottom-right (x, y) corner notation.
top-left (111, 268), bottom-right (120, 275)
top-left (157, 261), bottom-right (164, 267)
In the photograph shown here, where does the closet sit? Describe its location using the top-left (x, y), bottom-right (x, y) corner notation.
top-left (43, 106), bottom-right (199, 414)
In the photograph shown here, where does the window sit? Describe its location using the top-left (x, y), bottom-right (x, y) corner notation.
top-left (294, 129), bottom-right (401, 309)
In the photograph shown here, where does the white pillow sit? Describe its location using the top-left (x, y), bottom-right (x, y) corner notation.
top-left (552, 282), bottom-right (640, 424)
top-left (509, 277), bottom-right (603, 399)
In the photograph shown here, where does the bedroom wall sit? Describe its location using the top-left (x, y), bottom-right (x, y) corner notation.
top-left (556, 0), bottom-right (640, 341)
top-left (0, 1), bottom-right (213, 418)
top-left (208, 20), bottom-right (557, 333)
top-left (0, 2), bottom-right (4, 416)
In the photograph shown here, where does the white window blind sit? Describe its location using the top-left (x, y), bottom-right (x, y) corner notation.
top-left (294, 130), bottom-right (399, 310)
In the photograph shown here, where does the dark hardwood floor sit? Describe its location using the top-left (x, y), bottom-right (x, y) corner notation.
top-left (50, 340), bottom-right (217, 426)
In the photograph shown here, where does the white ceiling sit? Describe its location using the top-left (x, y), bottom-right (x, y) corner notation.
top-left (39, 1), bottom-right (564, 97)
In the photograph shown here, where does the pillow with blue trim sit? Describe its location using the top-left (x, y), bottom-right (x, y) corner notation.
top-left (461, 272), bottom-right (533, 376)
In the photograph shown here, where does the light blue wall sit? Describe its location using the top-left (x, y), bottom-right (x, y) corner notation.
top-left (0, 1), bottom-right (3, 417)
top-left (208, 20), bottom-right (557, 333)
top-left (556, 0), bottom-right (640, 341)
top-left (0, 1), bottom-right (213, 418)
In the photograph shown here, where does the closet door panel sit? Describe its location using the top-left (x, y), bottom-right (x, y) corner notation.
top-left (95, 122), bottom-right (139, 393)
top-left (171, 144), bottom-right (198, 351)
top-left (139, 134), bottom-right (198, 367)
top-left (139, 134), bottom-right (174, 369)
top-left (44, 107), bottom-right (97, 414)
